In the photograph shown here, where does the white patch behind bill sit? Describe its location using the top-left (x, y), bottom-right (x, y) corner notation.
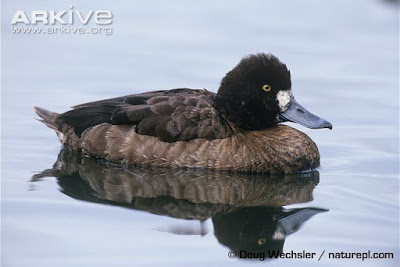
top-left (276, 90), bottom-right (292, 112)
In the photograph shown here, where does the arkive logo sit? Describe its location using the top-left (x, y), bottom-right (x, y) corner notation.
top-left (11, 6), bottom-right (113, 25)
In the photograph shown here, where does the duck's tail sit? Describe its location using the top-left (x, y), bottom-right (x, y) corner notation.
top-left (33, 106), bottom-right (128, 158)
top-left (33, 106), bottom-right (60, 131)
top-left (34, 106), bottom-right (77, 149)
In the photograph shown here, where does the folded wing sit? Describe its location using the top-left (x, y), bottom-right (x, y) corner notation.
top-left (59, 88), bottom-right (234, 142)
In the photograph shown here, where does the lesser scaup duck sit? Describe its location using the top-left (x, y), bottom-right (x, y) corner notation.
top-left (34, 53), bottom-right (332, 173)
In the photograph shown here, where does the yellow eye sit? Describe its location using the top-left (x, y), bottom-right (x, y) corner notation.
top-left (262, 84), bottom-right (272, 92)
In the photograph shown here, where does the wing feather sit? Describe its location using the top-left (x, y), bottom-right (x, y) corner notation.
top-left (59, 88), bottom-right (234, 142)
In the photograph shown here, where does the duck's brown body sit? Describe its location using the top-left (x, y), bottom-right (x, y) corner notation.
top-left (34, 54), bottom-right (330, 173)
top-left (36, 106), bottom-right (319, 173)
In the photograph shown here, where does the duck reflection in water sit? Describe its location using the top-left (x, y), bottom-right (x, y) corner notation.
top-left (32, 149), bottom-right (328, 260)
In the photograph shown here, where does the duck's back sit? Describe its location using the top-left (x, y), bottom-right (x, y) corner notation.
top-left (54, 88), bottom-right (234, 144)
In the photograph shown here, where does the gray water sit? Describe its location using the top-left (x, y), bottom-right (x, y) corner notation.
top-left (2, 0), bottom-right (399, 266)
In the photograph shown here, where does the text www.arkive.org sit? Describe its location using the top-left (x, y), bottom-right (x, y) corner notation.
top-left (11, 26), bottom-right (113, 36)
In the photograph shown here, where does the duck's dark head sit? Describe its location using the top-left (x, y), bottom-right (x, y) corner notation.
top-left (215, 53), bottom-right (332, 131)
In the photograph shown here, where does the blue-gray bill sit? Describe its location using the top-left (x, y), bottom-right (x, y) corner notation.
top-left (278, 98), bottom-right (333, 130)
